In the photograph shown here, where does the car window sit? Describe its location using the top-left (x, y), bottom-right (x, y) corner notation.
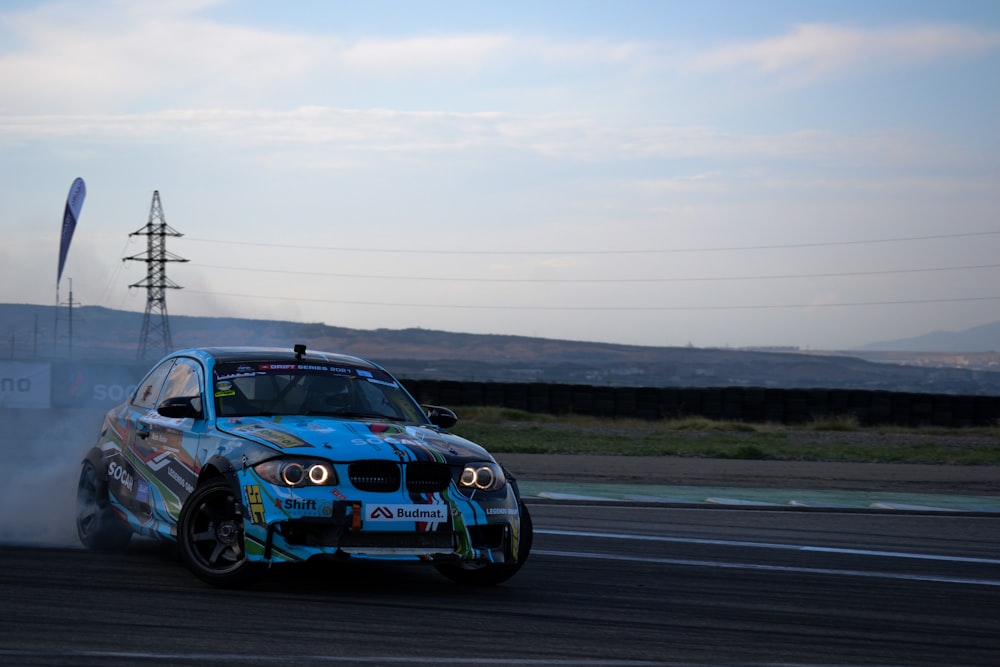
top-left (354, 377), bottom-right (408, 419)
top-left (160, 358), bottom-right (204, 402)
top-left (213, 361), bottom-right (426, 422)
top-left (132, 360), bottom-right (175, 410)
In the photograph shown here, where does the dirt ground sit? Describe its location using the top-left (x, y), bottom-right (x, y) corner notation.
top-left (496, 453), bottom-right (1000, 496)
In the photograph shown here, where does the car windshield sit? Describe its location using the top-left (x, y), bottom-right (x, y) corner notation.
top-left (213, 361), bottom-right (427, 423)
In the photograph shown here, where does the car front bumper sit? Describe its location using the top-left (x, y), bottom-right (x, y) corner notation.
top-left (236, 470), bottom-right (523, 566)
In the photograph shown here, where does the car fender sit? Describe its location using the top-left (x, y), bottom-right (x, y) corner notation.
top-left (501, 466), bottom-right (523, 502)
top-left (194, 454), bottom-right (243, 492)
top-left (82, 447), bottom-right (111, 481)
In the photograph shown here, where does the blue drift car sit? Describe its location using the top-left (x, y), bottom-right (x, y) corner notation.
top-left (76, 345), bottom-right (531, 587)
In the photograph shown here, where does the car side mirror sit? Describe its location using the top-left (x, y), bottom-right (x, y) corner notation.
top-left (423, 404), bottom-right (458, 429)
top-left (157, 396), bottom-right (204, 420)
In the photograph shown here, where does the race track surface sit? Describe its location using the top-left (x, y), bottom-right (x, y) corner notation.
top-left (3, 502), bottom-right (1000, 667)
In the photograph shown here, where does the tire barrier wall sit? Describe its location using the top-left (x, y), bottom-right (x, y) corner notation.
top-left (4, 360), bottom-right (996, 427)
top-left (401, 380), bottom-right (1000, 428)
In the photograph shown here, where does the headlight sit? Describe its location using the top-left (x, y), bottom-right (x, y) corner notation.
top-left (255, 458), bottom-right (337, 487)
top-left (458, 462), bottom-right (506, 492)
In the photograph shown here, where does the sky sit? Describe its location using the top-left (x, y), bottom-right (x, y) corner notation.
top-left (1, 0), bottom-right (999, 351)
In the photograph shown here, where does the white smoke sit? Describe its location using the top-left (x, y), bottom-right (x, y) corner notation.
top-left (0, 408), bottom-right (106, 547)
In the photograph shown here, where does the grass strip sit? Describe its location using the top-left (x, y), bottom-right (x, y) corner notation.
top-left (448, 407), bottom-right (1000, 465)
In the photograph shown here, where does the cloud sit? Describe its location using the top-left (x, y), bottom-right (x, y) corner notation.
top-left (0, 105), bottom-right (982, 180)
top-left (4, 1), bottom-right (998, 124)
top-left (0, 1), bottom-right (653, 115)
top-left (0, 0), bottom-right (332, 113)
top-left (636, 173), bottom-right (725, 194)
top-left (339, 34), bottom-right (515, 75)
top-left (694, 23), bottom-right (1000, 84)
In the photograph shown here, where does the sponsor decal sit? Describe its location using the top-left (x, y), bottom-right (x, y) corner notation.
top-left (216, 380), bottom-right (233, 392)
top-left (356, 369), bottom-right (373, 378)
top-left (108, 461), bottom-right (134, 492)
top-left (167, 467), bottom-right (194, 494)
top-left (486, 507), bottom-right (519, 516)
top-left (273, 496), bottom-right (333, 517)
top-left (366, 378), bottom-right (398, 388)
top-left (149, 430), bottom-right (178, 448)
top-left (275, 497), bottom-right (317, 511)
top-left (136, 481), bottom-right (150, 504)
top-left (365, 504), bottom-right (448, 522)
top-left (245, 485), bottom-right (266, 524)
top-left (217, 371), bottom-right (258, 380)
top-left (230, 423), bottom-right (310, 449)
top-left (349, 435), bottom-right (387, 449)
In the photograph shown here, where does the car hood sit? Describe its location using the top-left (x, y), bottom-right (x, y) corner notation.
top-left (215, 415), bottom-right (494, 465)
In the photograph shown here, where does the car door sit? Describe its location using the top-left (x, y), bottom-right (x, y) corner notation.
top-left (135, 356), bottom-right (208, 521)
top-left (127, 357), bottom-right (206, 522)
top-left (113, 358), bottom-right (175, 518)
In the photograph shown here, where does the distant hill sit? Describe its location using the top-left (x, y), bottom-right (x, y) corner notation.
top-left (3, 302), bottom-right (1000, 395)
top-left (858, 320), bottom-right (1000, 352)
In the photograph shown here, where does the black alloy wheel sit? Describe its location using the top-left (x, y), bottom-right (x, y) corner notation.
top-left (178, 477), bottom-right (263, 587)
top-left (435, 501), bottom-right (533, 586)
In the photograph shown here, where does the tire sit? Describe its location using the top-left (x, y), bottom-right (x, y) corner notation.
top-left (436, 501), bottom-right (533, 586)
top-left (178, 477), bottom-right (263, 587)
top-left (76, 460), bottom-right (132, 551)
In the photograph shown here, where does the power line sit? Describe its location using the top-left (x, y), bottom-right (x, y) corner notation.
top-left (186, 261), bottom-right (1000, 284)
top-left (168, 230), bottom-right (1000, 317)
top-left (178, 230), bottom-right (1000, 256)
top-left (180, 289), bottom-right (1000, 312)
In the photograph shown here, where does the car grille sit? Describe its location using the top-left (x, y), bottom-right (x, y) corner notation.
top-left (347, 460), bottom-right (452, 493)
top-left (348, 461), bottom-right (400, 492)
top-left (406, 461), bottom-right (452, 494)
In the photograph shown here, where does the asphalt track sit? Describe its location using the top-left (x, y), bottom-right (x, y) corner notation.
top-left (2, 500), bottom-right (1000, 667)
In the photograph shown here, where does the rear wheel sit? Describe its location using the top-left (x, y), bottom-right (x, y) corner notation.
top-left (436, 501), bottom-right (533, 586)
top-left (178, 477), bottom-right (263, 587)
top-left (76, 460), bottom-right (132, 551)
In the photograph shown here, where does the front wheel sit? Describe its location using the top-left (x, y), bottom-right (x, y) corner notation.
top-left (178, 477), bottom-right (262, 587)
top-left (76, 460), bottom-right (132, 551)
top-left (435, 501), bottom-right (533, 586)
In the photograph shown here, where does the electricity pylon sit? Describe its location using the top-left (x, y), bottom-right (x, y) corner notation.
top-left (124, 191), bottom-right (188, 360)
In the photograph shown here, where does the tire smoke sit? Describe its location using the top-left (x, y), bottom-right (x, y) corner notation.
top-left (0, 408), bottom-right (106, 547)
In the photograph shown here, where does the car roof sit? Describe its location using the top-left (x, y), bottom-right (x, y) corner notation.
top-left (174, 346), bottom-right (382, 370)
